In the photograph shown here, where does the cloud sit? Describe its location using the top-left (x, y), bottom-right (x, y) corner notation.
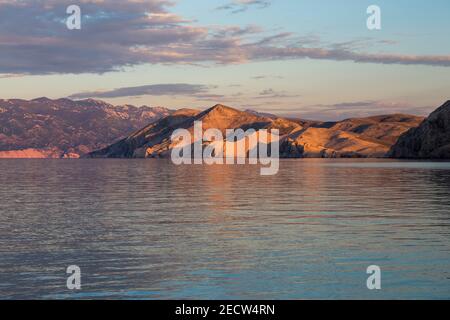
top-left (0, 73), bottom-right (25, 79)
top-left (256, 88), bottom-right (300, 99)
top-left (252, 75), bottom-right (284, 80)
top-left (285, 100), bottom-right (434, 121)
top-left (216, 0), bottom-right (272, 14)
top-left (213, 25), bottom-right (263, 37)
top-left (239, 99), bottom-right (436, 121)
top-left (330, 38), bottom-right (399, 51)
top-left (246, 46), bottom-right (450, 67)
top-left (0, 0), bottom-right (449, 76)
top-left (0, 0), bottom-right (207, 74)
top-left (193, 93), bottom-right (226, 101)
top-left (68, 84), bottom-right (210, 99)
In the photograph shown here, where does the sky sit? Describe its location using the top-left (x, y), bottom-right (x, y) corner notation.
top-left (0, 0), bottom-right (449, 120)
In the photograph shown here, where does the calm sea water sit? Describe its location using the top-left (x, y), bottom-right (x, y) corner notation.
top-left (0, 159), bottom-right (449, 300)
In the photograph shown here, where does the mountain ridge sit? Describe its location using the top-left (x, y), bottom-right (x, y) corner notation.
top-left (0, 98), bottom-right (439, 159)
top-left (0, 98), bottom-right (172, 158)
top-left (87, 103), bottom-right (424, 159)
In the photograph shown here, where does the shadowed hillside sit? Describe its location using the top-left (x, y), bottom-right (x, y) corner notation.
top-left (389, 101), bottom-right (450, 158)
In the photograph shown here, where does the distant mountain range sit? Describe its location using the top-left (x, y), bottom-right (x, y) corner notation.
top-left (1, 97), bottom-right (448, 159)
top-left (0, 98), bottom-right (171, 158)
top-left (87, 104), bottom-right (425, 159)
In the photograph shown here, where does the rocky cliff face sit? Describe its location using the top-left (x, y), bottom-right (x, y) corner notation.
top-left (88, 104), bottom-right (423, 159)
top-left (388, 101), bottom-right (450, 159)
top-left (0, 98), bottom-right (172, 158)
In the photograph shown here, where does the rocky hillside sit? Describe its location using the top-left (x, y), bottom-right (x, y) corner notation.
top-left (388, 101), bottom-right (450, 158)
top-left (88, 104), bottom-right (423, 159)
top-left (88, 104), bottom-right (295, 158)
top-left (280, 113), bottom-right (424, 158)
top-left (0, 98), bottom-right (171, 158)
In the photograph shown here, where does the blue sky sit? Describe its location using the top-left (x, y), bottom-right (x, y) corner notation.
top-left (179, 0), bottom-right (450, 52)
top-left (0, 0), bottom-right (449, 120)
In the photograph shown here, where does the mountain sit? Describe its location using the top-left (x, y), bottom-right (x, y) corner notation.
top-left (279, 114), bottom-right (423, 158)
top-left (320, 114), bottom-right (424, 145)
top-left (0, 98), bottom-right (172, 158)
top-left (88, 104), bottom-right (423, 159)
top-left (87, 104), bottom-right (300, 158)
top-left (0, 98), bottom-right (428, 159)
top-left (388, 101), bottom-right (450, 159)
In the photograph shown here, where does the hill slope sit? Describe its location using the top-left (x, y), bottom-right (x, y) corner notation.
top-left (88, 104), bottom-right (423, 159)
top-left (88, 104), bottom-right (301, 158)
top-left (0, 98), bottom-right (171, 158)
top-left (388, 101), bottom-right (450, 158)
top-left (279, 113), bottom-right (424, 158)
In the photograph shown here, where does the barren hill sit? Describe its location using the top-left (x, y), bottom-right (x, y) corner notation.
top-left (0, 98), bottom-right (171, 158)
top-left (88, 104), bottom-right (300, 158)
top-left (88, 104), bottom-right (423, 159)
top-left (389, 101), bottom-right (450, 158)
